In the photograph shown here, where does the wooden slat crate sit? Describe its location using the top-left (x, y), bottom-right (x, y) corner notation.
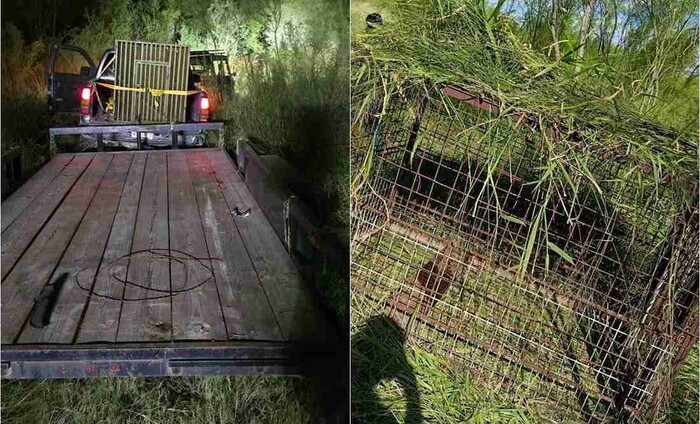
top-left (114, 40), bottom-right (190, 123)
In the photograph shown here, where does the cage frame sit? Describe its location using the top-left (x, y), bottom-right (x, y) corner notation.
top-left (351, 83), bottom-right (698, 423)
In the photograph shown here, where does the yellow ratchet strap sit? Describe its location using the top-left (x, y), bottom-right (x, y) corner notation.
top-left (96, 82), bottom-right (199, 108)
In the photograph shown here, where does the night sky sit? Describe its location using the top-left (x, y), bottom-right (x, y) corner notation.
top-left (2, 0), bottom-right (98, 40)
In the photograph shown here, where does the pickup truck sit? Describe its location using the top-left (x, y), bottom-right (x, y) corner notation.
top-left (47, 43), bottom-right (213, 148)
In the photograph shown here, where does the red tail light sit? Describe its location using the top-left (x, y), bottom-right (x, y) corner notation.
top-left (200, 97), bottom-right (210, 110)
top-left (199, 96), bottom-right (210, 122)
top-left (80, 86), bottom-right (91, 115)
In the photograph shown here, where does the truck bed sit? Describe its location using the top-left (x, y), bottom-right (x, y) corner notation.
top-left (1, 149), bottom-right (333, 378)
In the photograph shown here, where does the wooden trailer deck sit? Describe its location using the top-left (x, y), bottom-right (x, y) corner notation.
top-left (1, 149), bottom-right (333, 378)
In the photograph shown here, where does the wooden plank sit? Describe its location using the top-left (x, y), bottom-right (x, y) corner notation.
top-left (1, 155), bottom-right (74, 232)
top-left (1, 155), bottom-right (94, 280)
top-left (205, 151), bottom-right (328, 341)
top-left (206, 151), bottom-right (296, 277)
top-left (18, 154), bottom-right (133, 344)
top-left (77, 153), bottom-right (147, 343)
top-left (116, 153), bottom-right (172, 343)
top-left (1, 155), bottom-right (112, 344)
top-left (261, 272), bottom-right (328, 341)
top-left (187, 151), bottom-right (283, 341)
top-left (166, 151), bottom-right (227, 341)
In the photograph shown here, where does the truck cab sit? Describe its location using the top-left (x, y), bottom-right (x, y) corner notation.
top-left (47, 44), bottom-right (212, 148)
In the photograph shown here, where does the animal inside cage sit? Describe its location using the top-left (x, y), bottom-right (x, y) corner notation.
top-left (351, 85), bottom-right (698, 423)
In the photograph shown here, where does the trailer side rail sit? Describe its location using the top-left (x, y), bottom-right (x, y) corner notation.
top-left (49, 122), bottom-right (225, 153)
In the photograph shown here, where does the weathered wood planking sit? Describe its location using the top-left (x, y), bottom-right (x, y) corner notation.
top-left (116, 152), bottom-right (172, 343)
top-left (1, 155), bottom-right (94, 280)
top-left (205, 151), bottom-right (327, 341)
top-left (260, 272), bottom-right (326, 341)
top-left (188, 151), bottom-right (283, 341)
top-left (1, 155), bottom-right (74, 232)
top-left (2, 149), bottom-right (328, 347)
top-left (205, 151), bottom-right (297, 276)
top-left (166, 152), bottom-right (227, 341)
top-left (1, 155), bottom-right (112, 344)
top-left (18, 154), bottom-right (133, 343)
top-left (77, 154), bottom-right (147, 343)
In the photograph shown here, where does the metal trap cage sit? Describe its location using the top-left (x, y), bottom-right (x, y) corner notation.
top-left (351, 85), bottom-right (698, 423)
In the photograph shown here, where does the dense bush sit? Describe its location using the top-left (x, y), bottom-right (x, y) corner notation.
top-left (223, 2), bottom-right (349, 227)
top-left (1, 24), bottom-right (53, 174)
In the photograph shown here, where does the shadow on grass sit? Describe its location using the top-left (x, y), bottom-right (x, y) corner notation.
top-left (351, 314), bottom-right (422, 424)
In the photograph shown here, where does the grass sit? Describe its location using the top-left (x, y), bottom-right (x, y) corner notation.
top-left (220, 42), bottom-right (349, 230)
top-left (665, 346), bottom-right (700, 424)
top-left (352, 312), bottom-right (564, 424)
top-left (351, 0), bottom-right (697, 237)
top-left (352, 287), bottom-right (699, 423)
top-left (1, 376), bottom-right (321, 424)
top-left (1, 24), bottom-right (55, 188)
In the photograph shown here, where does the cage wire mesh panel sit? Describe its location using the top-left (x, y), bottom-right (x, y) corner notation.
top-left (114, 40), bottom-right (190, 123)
top-left (350, 85), bottom-right (698, 423)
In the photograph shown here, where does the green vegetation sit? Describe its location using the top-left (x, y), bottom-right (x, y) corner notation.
top-left (353, 290), bottom-right (699, 423)
top-left (667, 345), bottom-right (700, 424)
top-left (1, 24), bottom-right (54, 181)
top-left (352, 230), bottom-right (592, 422)
top-left (1, 376), bottom-right (320, 424)
top-left (352, 0), bottom-right (697, 213)
top-left (220, 0), bottom-right (349, 228)
top-left (351, 305), bottom-right (578, 424)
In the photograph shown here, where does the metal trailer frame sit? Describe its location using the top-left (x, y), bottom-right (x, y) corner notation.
top-left (1, 341), bottom-right (334, 379)
top-left (49, 122), bottom-right (225, 154)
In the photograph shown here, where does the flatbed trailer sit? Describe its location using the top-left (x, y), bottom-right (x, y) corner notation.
top-left (1, 148), bottom-right (335, 378)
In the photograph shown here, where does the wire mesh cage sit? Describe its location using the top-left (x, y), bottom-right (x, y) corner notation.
top-left (351, 84), bottom-right (698, 423)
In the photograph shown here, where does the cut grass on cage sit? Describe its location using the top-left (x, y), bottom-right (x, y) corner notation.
top-left (351, 0), bottom-right (696, 300)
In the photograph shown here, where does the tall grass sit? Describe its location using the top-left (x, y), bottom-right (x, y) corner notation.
top-left (351, 313), bottom-right (562, 424)
top-left (1, 376), bottom-right (320, 424)
top-left (222, 4), bottom-right (349, 229)
top-left (664, 345), bottom-right (700, 424)
top-left (218, 0), bottom-right (350, 325)
top-left (0, 24), bottom-right (53, 178)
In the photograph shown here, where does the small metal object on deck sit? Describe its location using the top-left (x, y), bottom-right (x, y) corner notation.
top-left (232, 207), bottom-right (251, 217)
